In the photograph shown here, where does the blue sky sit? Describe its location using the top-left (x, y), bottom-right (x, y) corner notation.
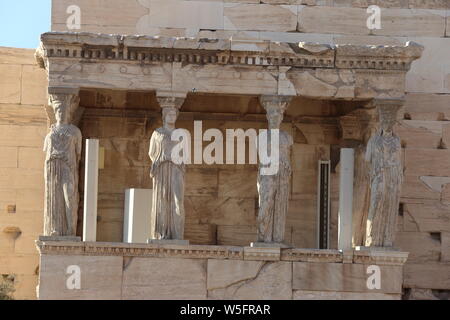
top-left (0, 0), bottom-right (51, 49)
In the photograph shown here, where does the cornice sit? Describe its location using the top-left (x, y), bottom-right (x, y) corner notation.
top-left (35, 240), bottom-right (409, 266)
top-left (36, 32), bottom-right (423, 72)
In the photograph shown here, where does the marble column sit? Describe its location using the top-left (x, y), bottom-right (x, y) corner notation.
top-left (254, 95), bottom-right (293, 247)
top-left (364, 99), bottom-right (404, 248)
top-left (42, 87), bottom-right (82, 240)
top-left (148, 91), bottom-right (188, 244)
top-left (83, 139), bottom-right (99, 242)
top-left (338, 148), bottom-right (355, 251)
top-left (124, 189), bottom-right (153, 244)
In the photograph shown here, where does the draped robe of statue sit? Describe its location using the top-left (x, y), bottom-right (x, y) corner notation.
top-left (365, 131), bottom-right (403, 247)
top-left (257, 130), bottom-right (293, 243)
top-left (149, 127), bottom-right (186, 240)
top-left (44, 123), bottom-right (82, 236)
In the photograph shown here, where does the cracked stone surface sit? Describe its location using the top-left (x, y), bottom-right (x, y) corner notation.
top-left (207, 260), bottom-right (292, 299)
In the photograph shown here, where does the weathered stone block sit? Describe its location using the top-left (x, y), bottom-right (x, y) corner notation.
top-left (138, 0), bottom-right (224, 32)
top-left (298, 6), bottom-right (446, 37)
top-left (18, 147), bottom-right (45, 170)
top-left (12, 274), bottom-right (39, 300)
top-left (0, 65), bottom-right (21, 104)
top-left (38, 255), bottom-right (123, 300)
top-left (207, 259), bottom-right (292, 299)
top-left (293, 290), bottom-right (400, 300)
top-left (286, 69), bottom-right (356, 99)
top-left (405, 38), bottom-right (450, 94)
top-left (0, 147), bottom-right (18, 168)
top-left (217, 225), bottom-right (257, 246)
top-left (16, 188), bottom-right (44, 212)
top-left (293, 262), bottom-right (403, 293)
top-left (405, 149), bottom-right (450, 176)
top-left (185, 196), bottom-right (256, 226)
top-left (0, 168), bottom-right (44, 191)
top-left (355, 70), bottom-right (405, 99)
top-left (21, 65), bottom-right (47, 105)
top-left (0, 47), bottom-right (36, 65)
top-left (441, 232), bottom-right (450, 262)
top-left (394, 232), bottom-right (441, 262)
top-left (185, 224), bottom-right (217, 245)
top-left (396, 121), bottom-right (442, 149)
top-left (401, 175), bottom-right (441, 200)
top-left (52, 0), bottom-right (145, 33)
top-left (408, 0), bottom-right (449, 10)
top-left (224, 3), bottom-right (298, 32)
top-left (218, 169), bottom-right (258, 198)
top-left (185, 168), bottom-right (219, 196)
top-left (0, 124), bottom-right (47, 148)
top-left (404, 93), bottom-right (450, 120)
top-left (403, 202), bottom-right (450, 232)
top-left (0, 255), bottom-right (39, 275)
top-left (172, 64), bottom-right (278, 96)
top-left (374, 9), bottom-right (446, 37)
top-left (404, 262), bottom-right (450, 289)
top-left (122, 257), bottom-right (207, 300)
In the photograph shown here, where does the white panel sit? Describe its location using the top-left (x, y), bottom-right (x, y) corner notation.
top-left (338, 148), bottom-right (354, 251)
top-left (83, 139), bottom-right (99, 242)
top-left (124, 189), bottom-right (153, 244)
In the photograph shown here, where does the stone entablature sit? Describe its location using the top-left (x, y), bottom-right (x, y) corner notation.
top-left (36, 32), bottom-right (423, 100)
top-left (35, 241), bottom-right (408, 300)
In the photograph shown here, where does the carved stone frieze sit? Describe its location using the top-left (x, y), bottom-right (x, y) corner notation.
top-left (35, 33), bottom-right (423, 100)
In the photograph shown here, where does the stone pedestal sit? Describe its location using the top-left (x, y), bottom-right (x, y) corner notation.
top-left (35, 240), bottom-right (409, 300)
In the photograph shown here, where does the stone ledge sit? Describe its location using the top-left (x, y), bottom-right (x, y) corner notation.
top-left (353, 247), bottom-right (409, 266)
top-left (36, 241), bottom-right (409, 265)
top-left (281, 248), bottom-right (343, 263)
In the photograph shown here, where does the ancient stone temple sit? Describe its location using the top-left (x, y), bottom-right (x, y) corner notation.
top-left (0, 0), bottom-right (449, 300)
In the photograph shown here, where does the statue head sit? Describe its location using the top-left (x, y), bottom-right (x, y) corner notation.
top-left (378, 106), bottom-right (397, 135)
top-left (259, 95), bottom-right (291, 130)
top-left (49, 90), bottom-right (80, 126)
top-left (266, 106), bottom-right (284, 129)
top-left (162, 107), bottom-right (179, 128)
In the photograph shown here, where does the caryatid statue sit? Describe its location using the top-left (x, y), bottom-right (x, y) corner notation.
top-left (257, 96), bottom-right (293, 245)
top-left (148, 95), bottom-right (187, 241)
top-left (365, 102), bottom-right (403, 248)
top-left (43, 88), bottom-right (82, 237)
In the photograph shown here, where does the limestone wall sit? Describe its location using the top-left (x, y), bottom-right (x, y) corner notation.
top-left (0, 47), bottom-right (48, 299)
